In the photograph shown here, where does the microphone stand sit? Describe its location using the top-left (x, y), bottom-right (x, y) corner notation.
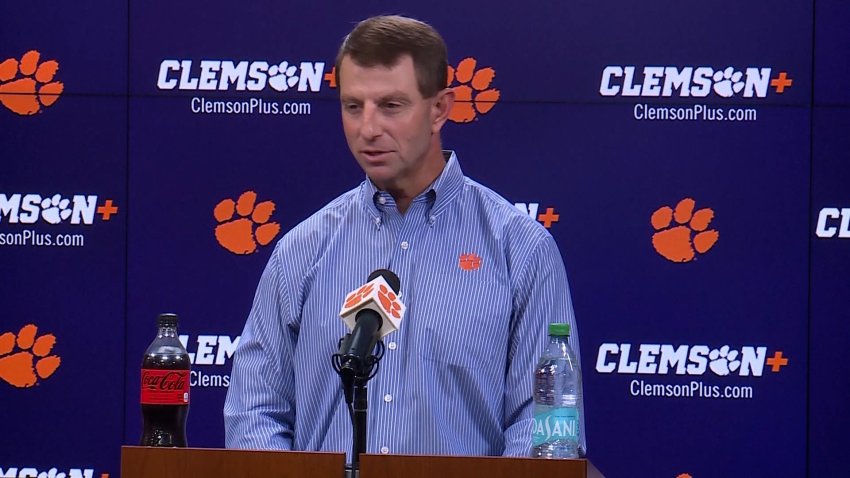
top-left (333, 337), bottom-right (385, 478)
top-left (353, 375), bottom-right (368, 464)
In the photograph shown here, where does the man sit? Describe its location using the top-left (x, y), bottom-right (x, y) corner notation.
top-left (224, 15), bottom-right (583, 458)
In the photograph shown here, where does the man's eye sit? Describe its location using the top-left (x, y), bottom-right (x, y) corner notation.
top-left (344, 103), bottom-right (361, 112)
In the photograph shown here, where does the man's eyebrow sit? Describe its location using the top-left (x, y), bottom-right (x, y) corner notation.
top-left (340, 93), bottom-right (412, 103)
top-left (377, 93), bottom-right (411, 102)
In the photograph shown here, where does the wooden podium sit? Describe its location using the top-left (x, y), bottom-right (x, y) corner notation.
top-left (361, 453), bottom-right (589, 478)
top-left (121, 446), bottom-right (345, 478)
top-left (121, 446), bottom-right (598, 478)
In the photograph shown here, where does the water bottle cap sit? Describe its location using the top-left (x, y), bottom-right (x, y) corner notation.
top-left (157, 313), bottom-right (179, 328)
top-left (548, 323), bottom-right (570, 336)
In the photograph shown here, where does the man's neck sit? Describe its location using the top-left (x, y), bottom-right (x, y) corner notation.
top-left (384, 149), bottom-right (447, 214)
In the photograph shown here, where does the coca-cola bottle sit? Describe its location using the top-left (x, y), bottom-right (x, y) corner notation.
top-left (140, 313), bottom-right (190, 447)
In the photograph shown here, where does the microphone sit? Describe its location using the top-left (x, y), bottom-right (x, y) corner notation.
top-left (337, 269), bottom-right (405, 379)
top-left (334, 270), bottom-right (403, 469)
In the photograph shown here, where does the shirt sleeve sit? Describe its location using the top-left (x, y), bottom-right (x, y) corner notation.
top-left (502, 233), bottom-right (584, 456)
top-left (224, 245), bottom-right (297, 449)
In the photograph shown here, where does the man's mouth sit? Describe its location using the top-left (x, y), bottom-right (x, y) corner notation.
top-left (362, 150), bottom-right (390, 158)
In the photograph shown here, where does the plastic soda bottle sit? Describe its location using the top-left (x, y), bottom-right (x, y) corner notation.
top-left (140, 313), bottom-right (190, 447)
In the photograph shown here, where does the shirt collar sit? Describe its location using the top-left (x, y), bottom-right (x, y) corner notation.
top-left (359, 150), bottom-right (465, 224)
top-left (429, 150), bottom-right (464, 218)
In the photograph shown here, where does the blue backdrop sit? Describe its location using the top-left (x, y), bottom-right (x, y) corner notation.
top-left (1, 1), bottom-right (847, 477)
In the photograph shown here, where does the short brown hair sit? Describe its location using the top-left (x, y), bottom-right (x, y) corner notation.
top-left (335, 15), bottom-right (448, 98)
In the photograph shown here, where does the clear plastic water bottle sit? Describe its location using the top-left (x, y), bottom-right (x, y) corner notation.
top-left (532, 323), bottom-right (583, 458)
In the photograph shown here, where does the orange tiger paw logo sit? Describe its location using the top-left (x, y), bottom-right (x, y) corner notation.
top-left (377, 285), bottom-right (402, 319)
top-left (344, 283), bottom-right (375, 308)
top-left (447, 58), bottom-right (500, 123)
top-left (0, 324), bottom-right (62, 388)
top-left (0, 50), bottom-right (64, 115)
top-left (214, 191), bottom-right (281, 255)
top-left (459, 252), bottom-right (482, 271)
top-left (651, 198), bottom-right (719, 263)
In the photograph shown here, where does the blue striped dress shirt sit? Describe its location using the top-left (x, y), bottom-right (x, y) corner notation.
top-left (224, 151), bottom-right (583, 458)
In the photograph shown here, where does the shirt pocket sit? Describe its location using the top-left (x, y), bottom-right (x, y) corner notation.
top-left (416, 275), bottom-right (512, 370)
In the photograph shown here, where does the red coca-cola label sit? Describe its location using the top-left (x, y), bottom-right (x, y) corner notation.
top-left (140, 369), bottom-right (190, 405)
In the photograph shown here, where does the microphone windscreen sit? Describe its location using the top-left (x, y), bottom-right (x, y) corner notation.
top-left (368, 269), bottom-right (400, 293)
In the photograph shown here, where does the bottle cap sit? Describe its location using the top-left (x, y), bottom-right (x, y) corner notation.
top-left (548, 323), bottom-right (570, 336)
top-left (157, 313), bottom-right (179, 328)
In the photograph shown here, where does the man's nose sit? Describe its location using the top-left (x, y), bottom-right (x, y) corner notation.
top-left (360, 104), bottom-right (382, 139)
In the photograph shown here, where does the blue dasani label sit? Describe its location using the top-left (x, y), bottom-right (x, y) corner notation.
top-left (532, 407), bottom-right (579, 446)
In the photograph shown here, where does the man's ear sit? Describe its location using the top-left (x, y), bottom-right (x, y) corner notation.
top-left (431, 87), bottom-right (455, 134)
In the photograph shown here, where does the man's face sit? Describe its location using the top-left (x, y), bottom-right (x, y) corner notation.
top-left (339, 54), bottom-right (447, 195)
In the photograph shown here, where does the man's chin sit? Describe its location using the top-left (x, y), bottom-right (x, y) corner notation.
top-left (363, 169), bottom-right (399, 191)
top-left (359, 160), bottom-right (390, 175)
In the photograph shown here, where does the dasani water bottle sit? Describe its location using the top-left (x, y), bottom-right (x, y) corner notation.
top-left (532, 323), bottom-right (582, 458)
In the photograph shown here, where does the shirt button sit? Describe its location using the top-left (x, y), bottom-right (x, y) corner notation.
top-left (388, 341), bottom-right (397, 351)
top-left (378, 196), bottom-right (386, 205)
top-left (384, 394), bottom-right (393, 403)
top-left (380, 446), bottom-right (389, 454)
top-left (400, 241), bottom-right (409, 250)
